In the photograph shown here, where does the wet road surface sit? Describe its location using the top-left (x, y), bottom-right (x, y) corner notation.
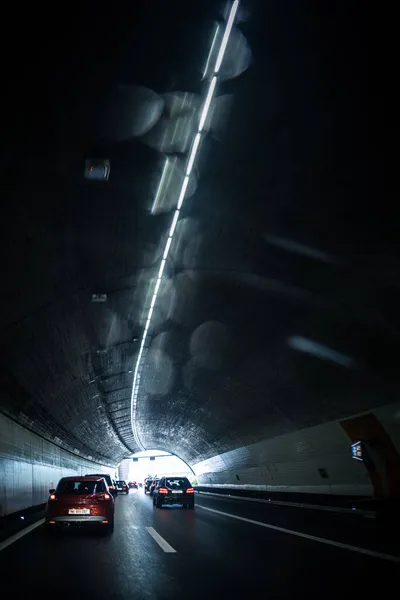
top-left (1, 489), bottom-right (398, 599)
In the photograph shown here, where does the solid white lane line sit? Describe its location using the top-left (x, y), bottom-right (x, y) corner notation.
top-left (197, 505), bottom-right (400, 563)
top-left (146, 527), bottom-right (177, 553)
top-left (197, 491), bottom-right (375, 518)
top-left (0, 518), bottom-right (45, 552)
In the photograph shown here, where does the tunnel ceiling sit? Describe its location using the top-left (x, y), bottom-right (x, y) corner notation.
top-left (1, 2), bottom-right (395, 467)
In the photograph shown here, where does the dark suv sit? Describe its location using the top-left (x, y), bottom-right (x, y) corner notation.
top-left (85, 474), bottom-right (117, 498)
top-left (153, 477), bottom-right (194, 509)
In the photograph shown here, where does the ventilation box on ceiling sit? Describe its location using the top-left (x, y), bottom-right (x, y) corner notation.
top-left (92, 293), bottom-right (107, 303)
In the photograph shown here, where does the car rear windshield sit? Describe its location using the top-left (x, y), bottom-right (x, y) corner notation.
top-left (116, 481), bottom-right (126, 485)
top-left (86, 474), bottom-right (112, 485)
top-left (165, 478), bottom-right (191, 489)
top-left (57, 480), bottom-right (105, 494)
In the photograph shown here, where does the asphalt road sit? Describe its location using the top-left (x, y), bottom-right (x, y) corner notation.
top-left (1, 490), bottom-right (398, 599)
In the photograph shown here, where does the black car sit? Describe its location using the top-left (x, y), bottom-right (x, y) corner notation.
top-left (153, 477), bottom-right (195, 509)
top-left (144, 479), bottom-right (153, 494)
top-left (85, 474), bottom-right (117, 498)
top-left (116, 480), bottom-right (129, 494)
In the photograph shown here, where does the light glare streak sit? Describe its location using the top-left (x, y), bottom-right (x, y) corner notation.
top-left (288, 336), bottom-right (355, 368)
top-left (151, 159), bottom-right (169, 214)
top-left (202, 24), bottom-right (220, 79)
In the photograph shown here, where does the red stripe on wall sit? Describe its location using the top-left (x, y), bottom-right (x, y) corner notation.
top-left (341, 413), bottom-right (400, 498)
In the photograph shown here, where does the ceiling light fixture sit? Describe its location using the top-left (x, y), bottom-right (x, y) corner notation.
top-left (130, 1), bottom-right (240, 450)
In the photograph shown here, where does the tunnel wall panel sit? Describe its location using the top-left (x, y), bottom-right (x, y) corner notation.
top-left (193, 404), bottom-right (400, 496)
top-left (194, 419), bottom-right (372, 495)
top-left (0, 413), bottom-right (115, 517)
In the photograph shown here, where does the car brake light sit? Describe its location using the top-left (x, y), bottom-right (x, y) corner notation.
top-left (98, 493), bottom-right (111, 501)
top-left (158, 488), bottom-right (168, 494)
top-left (49, 494), bottom-right (56, 500)
top-left (187, 488), bottom-right (194, 494)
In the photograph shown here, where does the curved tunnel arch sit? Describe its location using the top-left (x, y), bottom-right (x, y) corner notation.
top-left (1, 0), bottom-right (399, 523)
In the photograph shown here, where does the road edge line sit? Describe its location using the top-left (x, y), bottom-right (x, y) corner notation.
top-left (0, 518), bottom-right (45, 552)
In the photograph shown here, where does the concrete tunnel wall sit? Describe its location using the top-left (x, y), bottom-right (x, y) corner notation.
top-left (0, 413), bottom-right (116, 518)
top-left (193, 401), bottom-right (400, 497)
top-left (1, 401), bottom-right (400, 518)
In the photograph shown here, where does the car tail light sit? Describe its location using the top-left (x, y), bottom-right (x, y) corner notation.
top-left (158, 488), bottom-right (168, 494)
top-left (186, 488), bottom-right (194, 494)
top-left (98, 493), bottom-right (111, 501)
top-left (49, 520), bottom-right (56, 524)
top-left (49, 494), bottom-right (56, 500)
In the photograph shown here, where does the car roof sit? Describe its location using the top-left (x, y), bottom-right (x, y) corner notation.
top-left (85, 473), bottom-right (112, 478)
top-left (60, 476), bottom-right (104, 482)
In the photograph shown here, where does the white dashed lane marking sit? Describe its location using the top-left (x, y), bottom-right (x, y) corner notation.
top-left (146, 527), bottom-right (177, 553)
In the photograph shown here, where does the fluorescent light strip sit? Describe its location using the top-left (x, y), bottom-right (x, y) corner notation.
top-left (158, 258), bottom-right (167, 279)
top-left (169, 209), bottom-right (180, 238)
top-left (198, 76), bottom-right (217, 132)
top-left (186, 133), bottom-right (202, 176)
top-left (177, 175), bottom-right (190, 210)
top-left (214, 0), bottom-right (239, 73)
top-left (131, 1), bottom-right (240, 450)
top-left (163, 236), bottom-right (173, 260)
top-left (154, 278), bottom-right (161, 295)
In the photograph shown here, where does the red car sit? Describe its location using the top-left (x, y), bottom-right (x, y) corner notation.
top-left (128, 481), bottom-right (138, 489)
top-left (45, 476), bottom-right (115, 534)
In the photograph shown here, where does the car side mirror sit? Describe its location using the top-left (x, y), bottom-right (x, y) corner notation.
top-left (49, 489), bottom-right (56, 494)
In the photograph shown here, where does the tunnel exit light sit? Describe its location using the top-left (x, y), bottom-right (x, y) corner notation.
top-left (130, 1), bottom-right (240, 450)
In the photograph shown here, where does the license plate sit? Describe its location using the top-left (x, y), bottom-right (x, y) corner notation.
top-left (173, 490), bottom-right (183, 494)
top-left (69, 509), bottom-right (90, 515)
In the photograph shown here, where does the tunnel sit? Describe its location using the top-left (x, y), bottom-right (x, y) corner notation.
top-left (1, 0), bottom-right (398, 597)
